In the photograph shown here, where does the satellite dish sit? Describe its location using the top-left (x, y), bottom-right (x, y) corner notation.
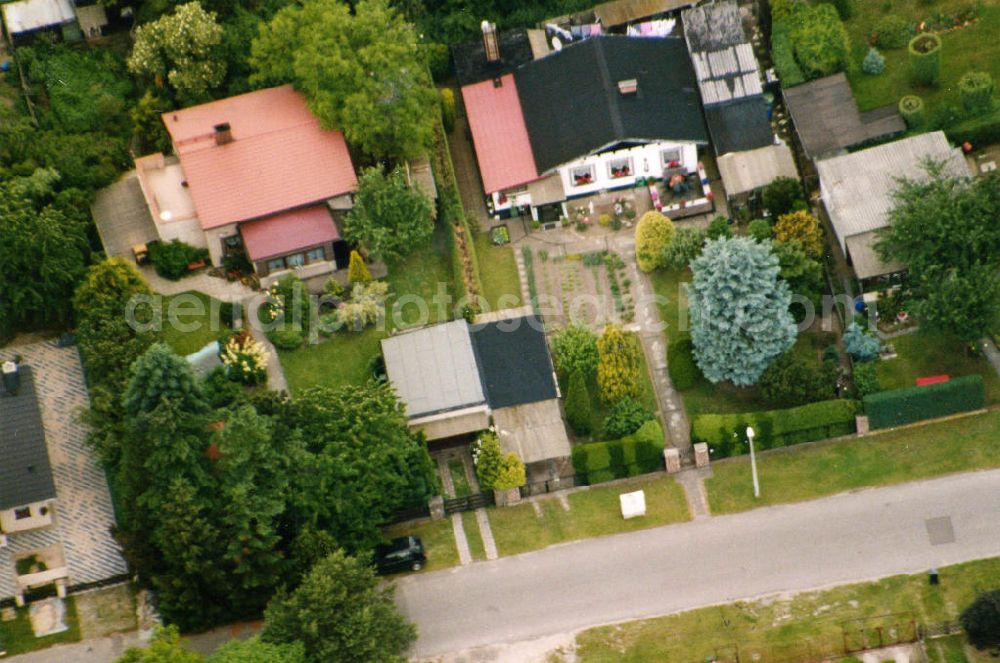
top-left (552, 36), bottom-right (563, 51)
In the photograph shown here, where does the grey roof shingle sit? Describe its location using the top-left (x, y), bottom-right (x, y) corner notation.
top-left (515, 36), bottom-right (708, 174)
top-left (0, 366), bottom-right (57, 511)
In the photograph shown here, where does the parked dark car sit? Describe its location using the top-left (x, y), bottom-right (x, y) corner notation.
top-left (374, 536), bottom-right (426, 574)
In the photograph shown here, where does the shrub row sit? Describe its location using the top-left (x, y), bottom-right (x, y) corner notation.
top-left (148, 239), bottom-right (208, 281)
top-left (571, 420), bottom-right (664, 485)
top-left (691, 399), bottom-right (859, 457)
top-left (771, 23), bottom-right (806, 88)
top-left (863, 375), bottom-right (984, 429)
top-left (946, 105), bottom-right (1000, 146)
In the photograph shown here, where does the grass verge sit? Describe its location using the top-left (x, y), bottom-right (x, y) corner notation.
top-left (461, 510), bottom-right (486, 561)
top-left (0, 596), bottom-right (81, 656)
top-left (706, 409), bottom-right (1000, 514)
top-left (382, 517), bottom-right (458, 574)
top-left (574, 557), bottom-right (1000, 662)
top-left (489, 476), bottom-right (690, 557)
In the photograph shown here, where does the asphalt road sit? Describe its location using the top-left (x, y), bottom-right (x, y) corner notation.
top-left (395, 469), bottom-right (1000, 657)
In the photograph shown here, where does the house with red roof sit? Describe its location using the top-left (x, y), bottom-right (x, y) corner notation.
top-left (459, 29), bottom-right (708, 223)
top-left (133, 85), bottom-right (359, 286)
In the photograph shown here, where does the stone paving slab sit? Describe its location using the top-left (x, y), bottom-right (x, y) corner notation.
top-left (0, 341), bottom-right (128, 601)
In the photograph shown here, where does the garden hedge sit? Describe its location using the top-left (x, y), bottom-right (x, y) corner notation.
top-left (690, 399), bottom-right (859, 457)
top-left (908, 33), bottom-right (941, 86)
top-left (771, 23), bottom-right (806, 87)
top-left (667, 336), bottom-right (699, 391)
top-left (571, 420), bottom-right (664, 485)
top-left (863, 375), bottom-right (985, 429)
top-left (946, 106), bottom-right (1000, 146)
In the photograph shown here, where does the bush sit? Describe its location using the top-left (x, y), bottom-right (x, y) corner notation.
top-left (347, 250), bottom-right (373, 284)
top-left (706, 215), bottom-right (731, 240)
top-left (852, 360), bottom-right (881, 397)
top-left (874, 14), bottom-right (911, 49)
top-left (747, 219), bottom-right (772, 242)
top-left (791, 3), bottom-right (852, 79)
top-left (148, 240), bottom-right (208, 280)
top-left (960, 590), bottom-right (1000, 649)
top-left (471, 429), bottom-right (504, 491)
top-left (635, 210), bottom-right (675, 272)
top-left (597, 325), bottom-right (640, 404)
top-left (495, 452), bottom-right (526, 490)
top-left (551, 325), bottom-right (599, 378)
top-left (439, 88), bottom-right (456, 133)
top-left (843, 324), bottom-right (881, 362)
top-left (908, 33), bottom-right (942, 86)
top-left (772, 24), bottom-right (806, 87)
top-left (661, 227), bottom-right (707, 271)
top-left (763, 177), bottom-right (806, 218)
top-left (691, 399), bottom-right (859, 457)
top-left (863, 375), bottom-right (984, 429)
top-left (603, 397), bottom-right (654, 439)
top-left (819, 0), bottom-right (854, 19)
top-left (862, 48), bottom-right (886, 75)
top-left (564, 369), bottom-right (593, 436)
top-left (774, 210), bottom-right (823, 258)
top-left (898, 95), bottom-right (925, 129)
top-left (571, 420), bottom-right (664, 485)
top-left (959, 71), bottom-right (995, 115)
top-left (267, 326), bottom-right (304, 350)
top-left (220, 330), bottom-right (268, 385)
top-left (759, 350), bottom-right (838, 406)
top-left (667, 336), bottom-right (699, 390)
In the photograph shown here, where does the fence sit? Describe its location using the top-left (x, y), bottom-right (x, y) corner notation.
top-left (443, 491), bottom-right (493, 515)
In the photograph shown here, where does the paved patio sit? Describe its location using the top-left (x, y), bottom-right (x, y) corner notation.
top-left (91, 173), bottom-right (158, 261)
top-left (0, 341), bottom-right (129, 601)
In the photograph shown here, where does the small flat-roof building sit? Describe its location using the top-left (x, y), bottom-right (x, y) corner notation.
top-left (817, 131), bottom-right (970, 284)
top-left (716, 142), bottom-right (798, 202)
top-left (2, 0), bottom-right (78, 43)
top-left (784, 73), bottom-right (906, 161)
top-left (382, 314), bottom-right (572, 488)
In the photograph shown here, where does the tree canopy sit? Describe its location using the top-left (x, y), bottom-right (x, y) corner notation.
top-left (343, 166), bottom-right (435, 262)
top-left (876, 167), bottom-right (1000, 342)
top-left (686, 237), bottom-right (797, 386)
top-left (261, 549), bottom-right (417, 663)
top-left (251, 0), bottom-right (437, 160)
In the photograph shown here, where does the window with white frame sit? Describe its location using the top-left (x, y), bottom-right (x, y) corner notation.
top-left (307, 247), bottom-right (326, 263)
top-left (570, 164), bottom-right (595, 186)
top-left (661, 148), bottom-right (682, 169)
top-left (607, 157), bottom-right (633, 179)
top-left (285, 253), bottom-right (306, 268)
top-left (267, 258), bottom-right (285, 273)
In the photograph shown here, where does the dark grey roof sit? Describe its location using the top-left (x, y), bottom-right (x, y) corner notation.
top-left (783, 73), bottom-right (906, 159)
top-left (452, 29), bottom-right (536, 87)
top-left (0, 366), bottom-right (57, 510)
top-left (470, 316), bottom-right (558, 410)
top-left (514, 36), bottom-right (708, 174)
top-left (682, 1), bottom-right (772, 155)
top-left (704, 96), bottom-right (773, 155)
top-left (682, 0), bottom-right (745, 50)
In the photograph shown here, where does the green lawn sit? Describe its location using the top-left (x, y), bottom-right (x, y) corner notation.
top-left (382, 517), bottom-right (458, 573)
top-left (706, 409), bottom-right (1000, 514)
top-left (489, 476), bottom-right (690, 557)
top-left (877, 330), bottom-right (1000, 403)
top-left (0, 596), bottom-right (81, 656)
top-left (449, 459), bottom-right (471, 498)
top-left (279, 221), bottom-right (457, 393)
top-left (844, 1), bottom-right (1000, 117)
top-left (473, 232), bottom-right (522, 312)
top-left (161, 291), bottom-right (228, 356)
top-left (574, 557), bottom-right (1000, 662)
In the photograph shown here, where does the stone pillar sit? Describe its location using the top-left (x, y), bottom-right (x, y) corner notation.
top-left (428, 495), bottom-right (445, 520)
top-left (14, 592), bottom-right (24, 608)
top-left (694, 443), bottom-right (710, 468)
top-left (56, 579), bottom-right (67, 599)
top-left (664, 448), bottom-right (681, 474)
top-left (855, 415), bottom-right (870, 437)
top-left (494, 487), bottom-right (522, 507)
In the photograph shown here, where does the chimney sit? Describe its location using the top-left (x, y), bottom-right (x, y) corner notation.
top-left (213, 122), bottom-right (233, 146)
top-left (618, 79), bottom-right (638, 95)
top-left (2, 360), bottom-right (19, 395)
top-left (482, 20), bottom-right (500, 63)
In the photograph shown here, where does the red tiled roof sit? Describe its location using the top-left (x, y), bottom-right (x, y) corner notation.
top-left (163, 85), bottom-right (358, 230)
top-left (461, 75), bottom-right (539, 194)
top-left (240, 205), bottom-right (340, 262)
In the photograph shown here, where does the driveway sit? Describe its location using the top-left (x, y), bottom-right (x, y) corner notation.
top-left (396, 468), bottom-right (1000, 657)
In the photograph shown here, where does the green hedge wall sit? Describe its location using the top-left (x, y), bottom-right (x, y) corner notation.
top-left (946, 105), bottom-right (1000, 146)
top-left (772, 23), bottom-right (806, 87)
top-left (667, 336), bottom-right (699, 391)
top-left (691, 399), bottom-right (859, 457)
top-left (571, 420), bottom-right (664, 485)
top-left (863, 375), bottom-right (984, 429)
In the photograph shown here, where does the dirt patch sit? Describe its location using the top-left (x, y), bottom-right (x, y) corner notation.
top-left (75, 584), bottom-right (137, 639)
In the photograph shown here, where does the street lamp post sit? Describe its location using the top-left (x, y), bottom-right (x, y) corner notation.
top-left (746, 426), bottom-right (760, 499)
